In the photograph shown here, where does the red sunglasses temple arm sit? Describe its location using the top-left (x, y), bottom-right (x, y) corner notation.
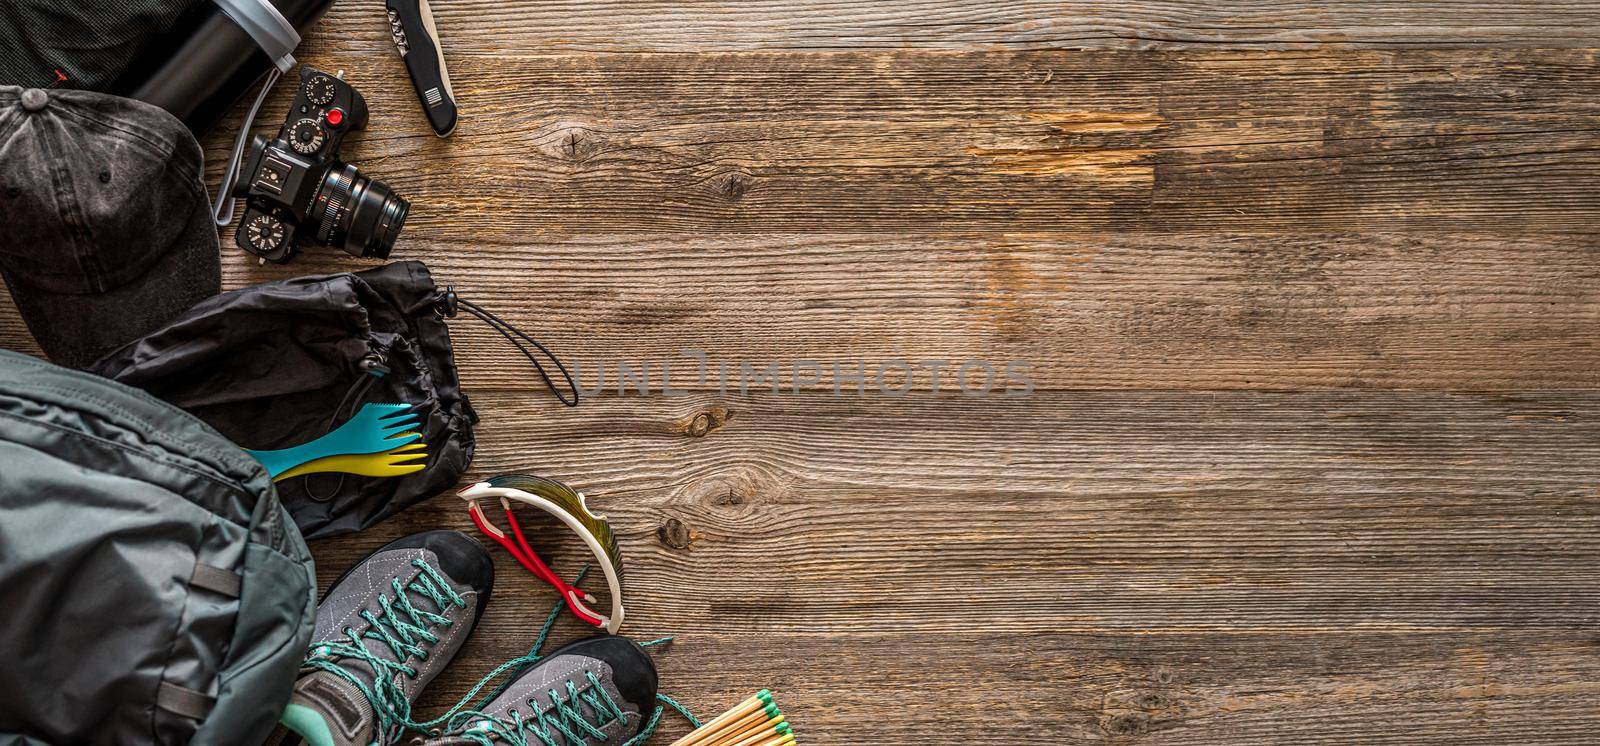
top-left (467, 501), bottom-right (606, 629)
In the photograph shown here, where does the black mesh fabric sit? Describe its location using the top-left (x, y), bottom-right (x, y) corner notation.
top-left (0, 0), bottom-right (203, 90)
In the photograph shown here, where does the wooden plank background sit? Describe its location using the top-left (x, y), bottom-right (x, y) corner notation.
top-left (3, 3), bottom-right (1600, 743)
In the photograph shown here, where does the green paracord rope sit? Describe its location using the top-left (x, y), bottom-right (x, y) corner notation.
top-left (303, 558), bottom-right (468, 740)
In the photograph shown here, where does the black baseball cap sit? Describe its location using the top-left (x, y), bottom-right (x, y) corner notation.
top-left (0, 86), bottom-right (220, 368)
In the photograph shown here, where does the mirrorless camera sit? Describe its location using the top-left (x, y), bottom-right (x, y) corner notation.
top-left (234, 66), bottom-right (409, 262)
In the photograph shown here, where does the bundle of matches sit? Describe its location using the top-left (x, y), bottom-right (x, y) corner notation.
top-left (668, 690), bottom-right (795, 746)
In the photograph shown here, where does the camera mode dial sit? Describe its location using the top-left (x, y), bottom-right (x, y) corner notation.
top-left (242, 214), bottom-right (288, 254)
top-left (289, 118), bottom-right (327, 154)
top-left (302, 75), bottom-right (337, 106)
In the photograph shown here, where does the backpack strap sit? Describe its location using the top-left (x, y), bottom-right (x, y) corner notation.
top-left (157, 681), bottom-right (216, 720)
top-left (189, 563), bottom-right (243, 598)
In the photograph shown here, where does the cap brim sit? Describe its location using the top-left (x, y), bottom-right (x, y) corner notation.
top-left (2, 198), bottom-right (220, 369)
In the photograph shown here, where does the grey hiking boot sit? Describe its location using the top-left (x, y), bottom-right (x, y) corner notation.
top-left (280, 530), bottom-right (494, 746)
top-left (426, 635), bottom-right (659, 746)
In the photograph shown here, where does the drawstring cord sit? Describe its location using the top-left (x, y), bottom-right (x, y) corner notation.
top-left (278, 289), bottom-right (578, 501)
top-left (437, 288), bottom-right (579, 407)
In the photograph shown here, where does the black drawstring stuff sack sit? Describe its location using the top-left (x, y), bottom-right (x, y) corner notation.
top-left (89, 260), bottom-right (577, 539)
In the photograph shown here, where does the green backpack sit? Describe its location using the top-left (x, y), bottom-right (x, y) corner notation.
top-left (0, 349), bottom-right (316, 744)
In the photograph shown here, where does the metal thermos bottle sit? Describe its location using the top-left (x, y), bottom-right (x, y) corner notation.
top-left (113, 0), bottom-right (338, 137)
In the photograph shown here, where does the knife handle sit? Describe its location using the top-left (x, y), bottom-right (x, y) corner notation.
top-left (385, 0), bottom-right (458, 136)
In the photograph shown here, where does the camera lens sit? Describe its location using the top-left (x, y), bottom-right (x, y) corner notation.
top-left (312, 163), bottom-right (410, 259)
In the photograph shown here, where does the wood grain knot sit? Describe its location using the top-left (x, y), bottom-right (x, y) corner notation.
top-left (677, 407), bottom-right (732, 438)
top-left (657, 517), bottom-right (695, 549)
top-left (1099, 685), bottom-right (1185, 736)
top-left (550, 126), bottom-right (600, 161)
top-left (700, 466), bottom-right (788, 510)
top-left (716, 170), bottom-right (753, 202)
top-left (689, 412), bottom-right (713, 437)
top-left (712, 487), bottom-right (746, 507)
top-left (1100, 712), bottom-right (1151, 736)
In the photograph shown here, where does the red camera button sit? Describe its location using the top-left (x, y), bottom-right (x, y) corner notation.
top-left (325, 108), bottom-right (345, 127)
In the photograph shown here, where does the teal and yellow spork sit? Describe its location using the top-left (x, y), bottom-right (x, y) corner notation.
top-left (273, 440), bottom-right (427, 482)
top-left (242, 403), bottom-right (427, 482)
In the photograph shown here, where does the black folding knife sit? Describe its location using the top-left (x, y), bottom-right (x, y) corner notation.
top-left (385, 0), bottom-right (458, 136)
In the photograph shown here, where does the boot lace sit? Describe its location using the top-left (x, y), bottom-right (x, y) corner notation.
top-left (310, 565), bottom-right (700, 744)
top-left (305, 558), bottom-right (467, 737)
top-left (447, 669), bottom-right (627, 745)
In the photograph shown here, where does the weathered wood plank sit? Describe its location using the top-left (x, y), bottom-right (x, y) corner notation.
top-left (6, 231), bottom-right (1597, 390)
top-left (307, 389), bottom-right (1600, 743)
top-left (344, 232), bottom-right (1600, 392)
top-left (325, 390), bottom-right (1600, 635)
top-left (310, 1), bottom-right (1600, 52)
top-left (197, 50), bottom-right (1600, 238)
top-left (309, 388), bottom-right (1600, 632)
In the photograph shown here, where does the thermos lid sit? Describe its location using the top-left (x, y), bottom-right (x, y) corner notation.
top-left (213, 0), bottom-right (302, 73)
